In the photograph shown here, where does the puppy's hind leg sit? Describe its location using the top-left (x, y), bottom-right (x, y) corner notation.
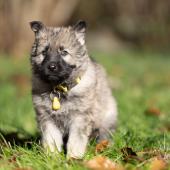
top-left (98, 111), bottom-right (117, 142)
top-left (98, 127), bottom-right (114, 142)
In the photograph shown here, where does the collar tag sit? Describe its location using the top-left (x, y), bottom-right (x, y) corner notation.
top-left (51, 76), bottom-right (81, 111)
top-left (52, 97), bottom-right (61, 110)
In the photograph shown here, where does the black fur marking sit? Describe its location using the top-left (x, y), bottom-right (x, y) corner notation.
top-left (63, 134), bottom-right (69, 154)
top-left (30, 21), bottom-right (44, 33)
top-left (34, 49), bottom-right (76, 85)
top-left (73, 20), bottom-right (86, 32)
top-left (42, 45), bottom-right (50, 56)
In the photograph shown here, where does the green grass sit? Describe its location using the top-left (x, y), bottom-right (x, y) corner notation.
top-left (0, 51), bottom-right (170, 169)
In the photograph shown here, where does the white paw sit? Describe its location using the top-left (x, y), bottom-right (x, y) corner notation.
top-left (67, 145), bottom-right (85, 159)
top-left (67, 137), bottom-right (88, 159)
top-left (42, 134), bottom-right (62, 153)
top-left (41, 122), bottom-right (63, 153)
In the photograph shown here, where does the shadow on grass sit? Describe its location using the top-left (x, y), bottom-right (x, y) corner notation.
top-left (0, 131), bottom-right (40, 148)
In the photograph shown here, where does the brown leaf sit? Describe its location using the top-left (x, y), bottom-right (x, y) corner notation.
top-left (145, 107), bottom-right (161, 116)
top-left (95, 140), bottom-right (109, 153)
top-left (8, 155), bottom-right (17, 163)
top-left (121, 147), bottom-right (142, 163)
top-left (150, 158), bottom-right (167, 170)
top-left (121, 147), bottom-right (137, 157)
top-left (84, 156), bottom-right (124, 170)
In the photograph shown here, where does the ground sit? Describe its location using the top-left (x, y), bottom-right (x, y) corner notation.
top-left (0, 51), bottom-right (169, 170)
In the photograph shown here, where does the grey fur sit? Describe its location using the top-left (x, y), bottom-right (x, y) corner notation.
top-left (30, 21), bottom-right (117, 158)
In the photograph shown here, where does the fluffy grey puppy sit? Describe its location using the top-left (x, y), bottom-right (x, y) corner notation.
top-left (30, 20), bottom-right (117, 158)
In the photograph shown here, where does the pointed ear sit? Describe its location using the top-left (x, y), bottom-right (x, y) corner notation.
top-left (73, 20), bottom-right (87, 45)
top-left (73, 20), bottom-right (86, 32)
top-left (29, 21), bottom-right (44, 33)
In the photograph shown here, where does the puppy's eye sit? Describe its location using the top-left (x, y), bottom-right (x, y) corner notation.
top-left (61, 50), bottom-right (68, 56)
top-left (42, 46), bottom-right (49, 56)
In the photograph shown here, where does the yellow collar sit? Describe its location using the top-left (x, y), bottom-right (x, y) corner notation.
top-left (51, 77), bottom-right (81, 110)
top-left (53, 77), bottom-right (81, 93)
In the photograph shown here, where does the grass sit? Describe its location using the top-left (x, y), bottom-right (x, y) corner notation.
top-left (0, 51), bottom-right (170, 169)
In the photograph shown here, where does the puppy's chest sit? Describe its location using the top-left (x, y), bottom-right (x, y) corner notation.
top-left (41, 93), bottom-right (81, 116)
top-left (51, 111), bottom-right (70, 132)
top-left (50, 96), bottom-right (81, 130)
top-left (35, 92), bottom-right (89, 127)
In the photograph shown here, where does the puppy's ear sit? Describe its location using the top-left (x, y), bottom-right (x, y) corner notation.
top-left (73, 20), bottom-right (86, 32)
top-left (73, 20), bottom-right (87, 45)
top-left (29, 21), bottom-right (44, 33)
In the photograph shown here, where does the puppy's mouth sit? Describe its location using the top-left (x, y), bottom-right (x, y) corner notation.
top-left (43, 73), bottom-right (70, 85)
top-left (39, 65), bottom-right (75, 85)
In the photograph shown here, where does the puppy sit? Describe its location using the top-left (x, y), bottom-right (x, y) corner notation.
top-left (30, 20), bottom-right (117, 158)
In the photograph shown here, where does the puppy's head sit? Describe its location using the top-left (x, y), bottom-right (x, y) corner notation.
top-left (30, 21), bottom-right (88, 85)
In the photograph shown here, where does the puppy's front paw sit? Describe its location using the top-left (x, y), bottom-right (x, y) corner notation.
top-left (42, 123), bottom-right (63, 153)
top-left (42, 136), bottom-right (62, 153)
top-left (67, 136), bottom-right (88, 159)
top-left (67, 145), bottom-right (85, 159)
top-left (66, 118), bottom-right (92, 159)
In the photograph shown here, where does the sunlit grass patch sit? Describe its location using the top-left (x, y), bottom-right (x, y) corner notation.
top-left (0, 51), bottom-right (169, 169)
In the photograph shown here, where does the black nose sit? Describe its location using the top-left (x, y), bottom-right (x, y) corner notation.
top-left (48, 62), bottom-right (57, 71)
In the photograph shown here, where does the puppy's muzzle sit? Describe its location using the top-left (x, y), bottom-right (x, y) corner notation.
top-left (48, 62), bottom-right (57, 72)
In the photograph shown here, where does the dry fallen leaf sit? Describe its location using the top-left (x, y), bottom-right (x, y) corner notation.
top-left (150, 158), bottom-right (167, 170)
top-left (145, 107), bottom-right (161, 116)
top-left (84, 156), bottom-right (124, 170)
top-left (120, 147), bottom-right (141, 163)
top-left (95, 140), bottom-right (109, 153)
top-left (121, 147), bottom-right (137, 157)
top-left (8, 155), bottom-right (17, 163)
